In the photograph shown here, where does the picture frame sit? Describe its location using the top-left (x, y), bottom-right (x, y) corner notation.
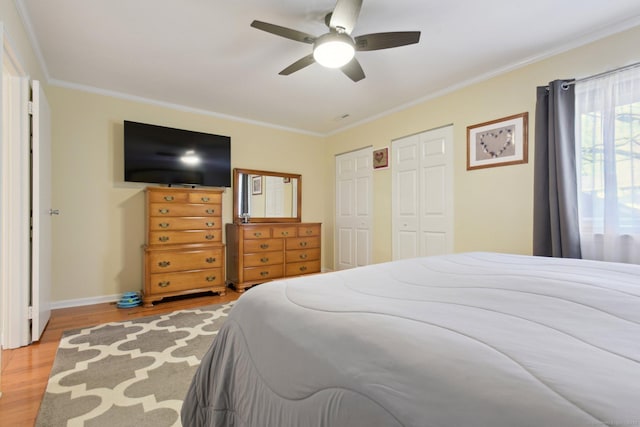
top-left (467, 112), bottom-right (528, 170)
top-left (373, 147), bottom-right (389, 169)
top-left (251, 175), bottom-right (262, 195)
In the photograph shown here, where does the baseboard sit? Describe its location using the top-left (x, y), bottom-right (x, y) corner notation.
top-left (50, 294), bottom-right (122, 310)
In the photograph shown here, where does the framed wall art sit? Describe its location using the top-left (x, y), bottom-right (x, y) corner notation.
top-left (467, 112), bottom-right (528, 170)
top-left (373, 147), bottom-right (389, 169)
top-left (251, 175), bottom-right (262, 195)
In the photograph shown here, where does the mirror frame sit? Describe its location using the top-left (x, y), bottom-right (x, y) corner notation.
top-left (233, 168), bottom-right (302, 223)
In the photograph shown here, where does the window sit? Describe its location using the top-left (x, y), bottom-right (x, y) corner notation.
top-left (575, 66), bottom-right (640, 263)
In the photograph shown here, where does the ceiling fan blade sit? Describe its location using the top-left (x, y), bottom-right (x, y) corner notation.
top-left (251, 20), bottom-right (316, 44)
top-left (329, 0), bottom-right (362, 34)
top-left (279, 54), bottom-right (316, 76)
top-left (355, 31), bottom-right (421, 51)
top-left (341, 57), bottom-right (365, 82)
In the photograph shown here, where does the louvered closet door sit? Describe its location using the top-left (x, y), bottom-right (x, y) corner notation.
top-left (392, 126), bottom-right (454, 259)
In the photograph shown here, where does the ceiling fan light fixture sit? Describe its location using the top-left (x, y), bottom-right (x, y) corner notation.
top-left (313, 32), bottom-right (355, 68)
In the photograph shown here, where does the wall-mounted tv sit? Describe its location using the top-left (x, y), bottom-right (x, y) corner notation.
top-left (124, 120), bottom-right (231, 188)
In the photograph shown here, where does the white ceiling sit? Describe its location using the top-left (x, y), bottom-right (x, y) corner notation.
top-left (17, 0), bottom-right (640, 135)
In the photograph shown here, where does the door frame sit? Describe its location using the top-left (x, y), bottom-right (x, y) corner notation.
top-left (1, 24), bottom-right (32, 349)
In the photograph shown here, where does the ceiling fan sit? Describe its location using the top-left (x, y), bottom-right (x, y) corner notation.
top-left (250, 0), bottom-right (421, 82)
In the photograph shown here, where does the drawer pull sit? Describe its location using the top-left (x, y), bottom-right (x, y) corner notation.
top-left (158, 281), bottom-right (170, 288)
top-left (164, 196), bottom-right (174, 201)
top-left (159, 222), bottom-right (170, 229)
top-left (205, 234), bottom-right (215, 240)
top-left (300, 266), bottom-right (308, 272)
top-left (299, 241), bottom-right (308, 247)
top-left (206, 208), bottom-right (215, 214)
top-left (206, 257), bottom-right (216, 263)
top-left (206, 221), bottom-right (215, 227)
top-left (201, 197), bottom-right (210, 202)
top-left (260, 271), bottom-right (269, 277)
top-left (159, 236), bottom-right (170, 242)
top-left (299, 254), bottom-right (308, 260)
top-left (254, 232), bottom-right (262, 237)
top-left (158, 261), bottom-right (171, 268)
top-left (260, 244), bottom-right (269, 249)
top-left (206, 276), bottom-right (217, 282)
top-left (159, 208), bottom-right (169, 214)
top-left (281, 231), bottom-right (289, 236)
top-left (306, 230), bottom-right (313, 235)
top-left (260, 257), bottom-right (269, 263)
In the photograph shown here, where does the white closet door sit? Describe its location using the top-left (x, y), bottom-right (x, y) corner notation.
top-left (335, 147), bottom-right (373, 270)
top-left (264, 175), bottom-right (285, 217)
top-left (392, 135), bottom-right (421, 259)
top-left (392, 126), bottom-right (454, 259)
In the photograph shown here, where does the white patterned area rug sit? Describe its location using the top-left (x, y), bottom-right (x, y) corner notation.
top-left (35, 302), bottom-right (235, 427)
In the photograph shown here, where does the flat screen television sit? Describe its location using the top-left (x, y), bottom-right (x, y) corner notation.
top-left (124, 120), bottom-right (231, 187)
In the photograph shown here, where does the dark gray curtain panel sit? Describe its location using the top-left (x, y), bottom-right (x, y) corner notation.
top-left (533, 80), bottom-right (582, 258)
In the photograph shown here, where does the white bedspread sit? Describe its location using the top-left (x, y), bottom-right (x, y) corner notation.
top-left (182, 252), bottom-right (640, 427)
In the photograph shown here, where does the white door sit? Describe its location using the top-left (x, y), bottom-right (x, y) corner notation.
top-left (392, 126), bottom-right (454, 259)
top-left (31, 80), bottom-right (52, 341)
top-left (335, 147), bottom-right (373, 270)
top-left (264, 175), bottom-right (284, 217)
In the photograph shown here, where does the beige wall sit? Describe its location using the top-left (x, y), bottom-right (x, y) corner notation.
top-left (48, 87), bottom-right (325, 301)
top-left (323, 25), bottom-right (640, 266)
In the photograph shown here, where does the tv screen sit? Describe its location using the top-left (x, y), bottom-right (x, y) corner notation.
top-left (124, 121), bottom-right (231, 187)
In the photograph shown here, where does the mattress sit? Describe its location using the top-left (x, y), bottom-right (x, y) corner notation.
top-left (181, 252), bottom-right (640, 427)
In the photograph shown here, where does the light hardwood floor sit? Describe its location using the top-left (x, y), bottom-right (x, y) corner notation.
top-left (0, 291), bottom-right (240, 427)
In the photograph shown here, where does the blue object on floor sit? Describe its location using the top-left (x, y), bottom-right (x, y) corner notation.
top-left (117, 291), bottom-right (142, 308)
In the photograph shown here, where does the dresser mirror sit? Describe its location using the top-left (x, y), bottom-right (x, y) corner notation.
top-left (233, 168), bottom-right (301, 223)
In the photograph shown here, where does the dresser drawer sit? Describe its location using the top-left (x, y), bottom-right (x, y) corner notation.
top-left (149, 229), bottom-right (221, 245)
top-left (297, 224), bottom-right (321, 237)
top-left (243, 264), bottom-right (284, 282)
top-left (243, 251), bottom-right (284, 267)
top-left (149, 268), bottom-right (224, 293)
top-left (285, 260), bottom-right (321, 277)
top-left (271, 225), bottom-right (298, 238)
top-left (286, 248), bottom-right (321, 263)
top-left (243, 238), bottom-right (283, 253)
top-left (149, 203), bottom-right (221, 217)
top-left (286, 236), bottom-right (321, 250)
top-left (147, 190), bottom-right (189, 203)
top-left (149, 216), bottom-right (221, 231)
top-left (148, 247), bottom-right (223, 273)
top-left (188, 192), bottom-right (222, 204)
top-left (242, 226), bottom-right (272, 239)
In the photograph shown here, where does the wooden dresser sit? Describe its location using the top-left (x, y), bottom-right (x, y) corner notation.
top-left (226, 222), bottom-right (321, 292)
top-left (142, 186), bottom-right (226, 306)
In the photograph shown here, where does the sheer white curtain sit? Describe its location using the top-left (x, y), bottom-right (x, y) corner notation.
top-left (575, 66), bottom-right (640, 264)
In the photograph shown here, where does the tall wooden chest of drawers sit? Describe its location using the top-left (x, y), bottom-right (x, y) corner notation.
top-left (225, 222), bottom-right (321, 292)
top-left (142, 186), bottom-right (226, 306)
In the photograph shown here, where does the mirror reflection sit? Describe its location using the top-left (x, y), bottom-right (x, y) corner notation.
top-left (234, 169), bottom-right (301, 223)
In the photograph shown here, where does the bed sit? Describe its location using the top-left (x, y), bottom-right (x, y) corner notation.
top-left (181, 252), bottom-right (640, 427)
